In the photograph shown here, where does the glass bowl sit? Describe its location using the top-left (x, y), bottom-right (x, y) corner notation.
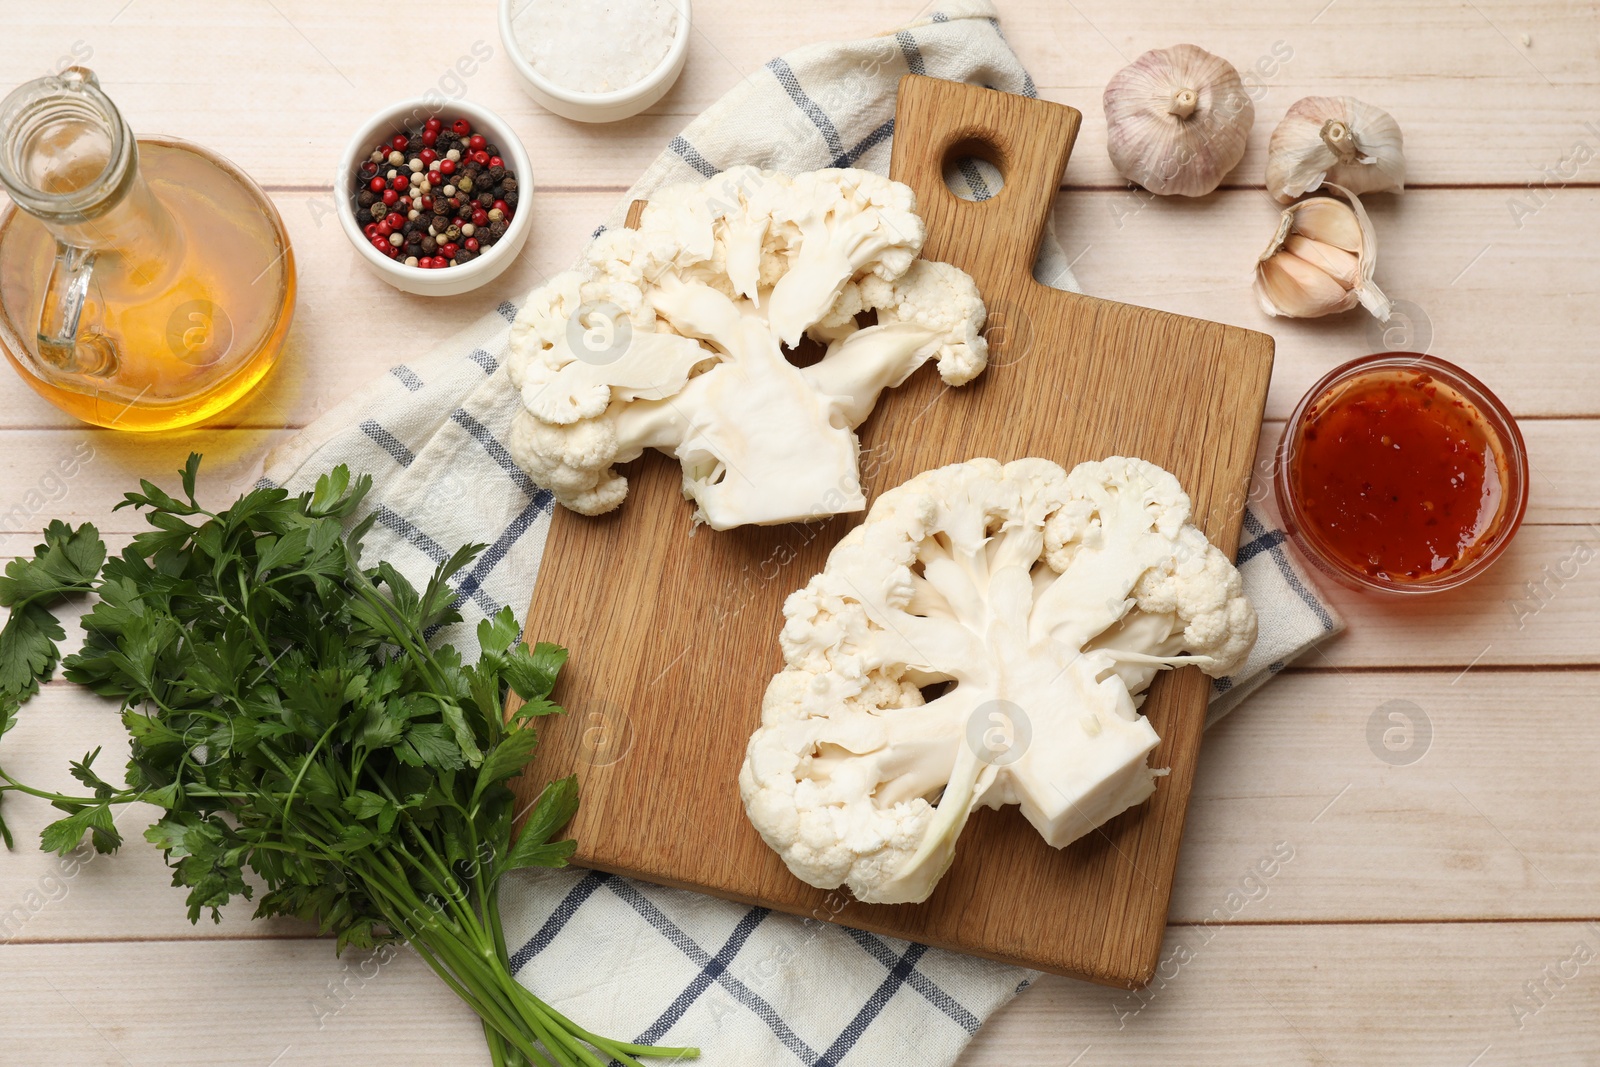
top-left (1275, 352), bottom-right (1529, 596)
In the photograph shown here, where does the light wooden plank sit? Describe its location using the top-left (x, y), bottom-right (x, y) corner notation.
top-left (962, 920), bottom-right (1600, 1066)
top-left (1, 417), bottom-right (1594, 535)
top-left (0, 937), bottom-right (485, 1067)
top-left (2, 919), bottom-right (1596, 1066)
top-left (1175, 670), bottom-right (1600, 922)
top-left (0, 1), bottom-right (1593, 188)
top-left (1, 185), bottom-right (1595, 434)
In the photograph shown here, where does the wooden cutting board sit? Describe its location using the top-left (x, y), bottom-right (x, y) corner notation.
top-left (508, 75), bottom-right (1273, 987)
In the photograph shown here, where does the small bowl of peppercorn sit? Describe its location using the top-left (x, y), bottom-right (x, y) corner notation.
top-left (337, 97), bottom-right (533, 297)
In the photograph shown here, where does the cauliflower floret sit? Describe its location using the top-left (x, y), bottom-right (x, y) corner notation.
top-left (740, 456), bottom-right (1257, 905)
top-left (506, 413), bottom-right (625, 515)
top-left (858, 259), bottom-right (989, 385)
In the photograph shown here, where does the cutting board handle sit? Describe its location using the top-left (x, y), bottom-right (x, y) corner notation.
top-left (889, 75), bottom-right (1081, 301)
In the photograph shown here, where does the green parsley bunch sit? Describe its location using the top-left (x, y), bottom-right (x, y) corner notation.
top-left (0, 456), bottom-right (693, 1067)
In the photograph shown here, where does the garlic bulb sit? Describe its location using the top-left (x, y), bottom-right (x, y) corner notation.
top-left (1265, 96), bottom-right (1405, 203)
top-left (1255, 185), bottom-right (1391, 321)
top-left (1103, 44), bottom-right (1254, 197)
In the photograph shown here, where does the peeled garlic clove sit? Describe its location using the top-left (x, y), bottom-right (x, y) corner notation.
top-left (1284, 235), bottom-right (1360, 289)
top-left (1265, 96), bottom-right (1405, 203)
top-left (1257, 253), bottom-right (1357, 318)
top-left (1255, 184), bottom-right (1391, 321)
top-left (1103, 44), bottom-right (1254, 197)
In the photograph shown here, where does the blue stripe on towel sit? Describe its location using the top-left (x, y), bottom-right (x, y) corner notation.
top-left (359, 419), bottom-right (415, 468)
top-left (766, 58), bottom-right (845, 157)
top-left (669, 135), bottom-right (719, 179)
top-left (607, 880), bottom-right (822, 1063)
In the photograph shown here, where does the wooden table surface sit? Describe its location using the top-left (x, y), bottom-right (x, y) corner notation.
top-left (1, 2), bottom-right (1596, 1064)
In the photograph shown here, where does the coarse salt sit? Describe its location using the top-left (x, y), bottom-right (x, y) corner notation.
top-left (512, 0), bottom-right (679, 95)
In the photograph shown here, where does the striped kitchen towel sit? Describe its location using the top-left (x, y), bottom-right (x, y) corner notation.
top-left (262, 1), bottom-right (1342, 1062)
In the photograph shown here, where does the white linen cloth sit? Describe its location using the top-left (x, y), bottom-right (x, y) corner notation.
top-left (262, 2), bottom-right (1342, 1061)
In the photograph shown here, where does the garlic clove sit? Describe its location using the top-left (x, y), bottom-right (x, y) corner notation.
top-left (1265, 96), bottom-right (1405, 203)
top-left (1254, 184), bottom-right (1390, 321)
top-left (1287, 197), bottom-right (1363, 252)
top-left (1284, 235), bottom-right (1360, 289)
top-left (1103, 44), bottom-right (1254, 198)
top-left (1256, 251), bottom-right (1357, 318)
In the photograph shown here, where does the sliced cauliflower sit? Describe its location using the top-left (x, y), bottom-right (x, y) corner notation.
top-left (739, 456), bottom-right (1256, 905)
top-left (505, 167), bottom-right (989, 530)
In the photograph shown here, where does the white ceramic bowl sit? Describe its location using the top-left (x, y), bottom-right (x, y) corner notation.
top-left (498, 0), bottom-right (691, 123)
top-left (337, 98), bottom-right (533, 297)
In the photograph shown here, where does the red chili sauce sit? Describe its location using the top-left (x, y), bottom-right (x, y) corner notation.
top-left (1287, 369), bottom-right (1508, 583)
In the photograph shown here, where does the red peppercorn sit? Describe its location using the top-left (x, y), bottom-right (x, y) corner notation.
top-left (363, 222), bottom-right (379, 238)
top-left (381, 188), bottom-right (399, 206)
top-left (385, 212), bottom-right (404, 230)
top-left (422, 129), bottom-right (438, 147)
top-left (472, 209), bottom-right (489, 226)
top-left (419, 148), bottom-right (437, 165)
top-left (452, 119), bottom-right (471, 136)
top-left (370, 236), bottom-right (390, 252)
top-left (425, 117), bottom-right (442, 133)
top-left (439, 242), bottom-right (458, 259)
top-left (369, 177), bottom-right (386, 193)
top-left (419, 196), bottom-right (435, 211)
top-left (492, 200), bottom-right (509, 213)
top-left (392, 134), bottom-right (409, 151)
top-left (399, 196), bottom-right (412, 209)
top-left (439, 159), bottom-right (457, 176)
top-left (361, 160), bottom-right (378, 176)
top-left (451, 216), bottom-right (465, 228)
top-left (427, 170), bottom-right (442, 187)
top-left (468, 134), bottom-right (486, 151)
top-left (375, 221), bottom-right (392, 236)
top-left (472, 150), bottom-right (490, 166)
top-left (465, 237), bottom-right (480, 252)
top-left (488, 156), bottom-right (503, 168)
top-left (393, 174), bottom-right (410, 193)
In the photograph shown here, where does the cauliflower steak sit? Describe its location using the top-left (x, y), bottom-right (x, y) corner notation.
top-left (739, 456), bottom-right (1256, 904)
top-left (505, 167), bottom-right (989, 530)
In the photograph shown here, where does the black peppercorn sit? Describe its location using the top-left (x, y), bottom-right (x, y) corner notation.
top-left (420, 236), bottom-right (438, 255)
top-left (357, 189), bottom-right (377, 208)
top-left (500, 177), bottom-right (518, 193)
top-left (487, 165), bottom-right (506, 183)
top-left (488, 220), bottom-right (509, 241)
top-left (502, 190), bottom-right (518, 208)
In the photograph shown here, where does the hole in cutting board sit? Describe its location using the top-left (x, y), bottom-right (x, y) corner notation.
top-left (942, 136), bottom-right (1007, 202)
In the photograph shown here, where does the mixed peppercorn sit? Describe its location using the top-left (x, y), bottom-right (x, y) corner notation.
top-left (354, 116), bottom-right (519, 270)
